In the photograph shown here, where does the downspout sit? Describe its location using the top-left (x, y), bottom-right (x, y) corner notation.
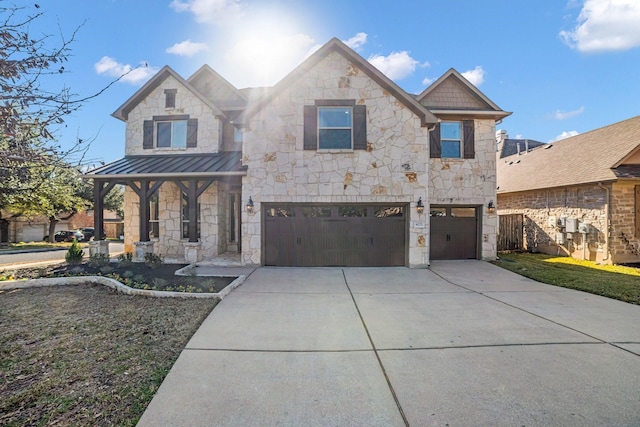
top-left (597, 182), bottom-right (610, 262)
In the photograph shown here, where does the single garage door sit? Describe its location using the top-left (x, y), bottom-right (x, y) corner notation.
top-left (264, 204), bottom-right (406, 267)
top-left (430, 206), bottom-right (479, 260)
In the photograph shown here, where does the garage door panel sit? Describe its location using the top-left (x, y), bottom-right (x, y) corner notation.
top-left (264, 204), bottom-right (406, 267)
top-left (430, 207), bottom-right (478, 260)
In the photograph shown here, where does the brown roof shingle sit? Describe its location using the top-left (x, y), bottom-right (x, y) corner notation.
top-left (497, 115), bottom-right (640, 193)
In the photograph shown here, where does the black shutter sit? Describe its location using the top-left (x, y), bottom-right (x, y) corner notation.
top-left (353, 105), bottom-right (367, 150)
top-left (463, 119), bottom-right (475, 159)
top-left (303, 105), bottom-right (317, 150)
top-left (187, 118), bottom-right (198, 148)
top-left (143, 120), bottom-right (154, 149)
top-left (429, 123), bottom-right (441, 158)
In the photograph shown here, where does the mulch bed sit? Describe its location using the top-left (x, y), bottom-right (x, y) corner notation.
top-left (0, 262), bottom-right (237, 293)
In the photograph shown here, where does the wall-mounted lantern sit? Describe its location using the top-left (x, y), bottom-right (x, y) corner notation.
top-left (487, 200), bottom-right (495, 214)
top-left (416, 197), bottom-right (424, 215)
top-left (246, 197), bottom-right (254, 214)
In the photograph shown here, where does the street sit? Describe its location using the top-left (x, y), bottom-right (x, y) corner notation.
top-left (0, 242), bottom-right (125, 268)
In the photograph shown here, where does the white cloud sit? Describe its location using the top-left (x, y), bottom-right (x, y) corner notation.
top-left (224, 33), bottom-right (317, 87)
top-left (368, 51), bottom-right (419, 80)
top-left (550, 130), bottom-right (580, 142)
top-left (515, 134), bottom-right (524, 139)
top-left (553, 106), bottom-right (585, 120)
top-left (461, 66), bottom-right (485, 86)
top-left (422, 76), bottom-right (435, 86)
top-left (94, 57), bottom-right (158, 85)
top-left (169, 0), bottom-right (243, 25)
top-left (343, 32), bottom-right (368, 50)
top-left (166, 40), bottom-right (209, 57)
top-left (560, 0), bottom-right (640, 52)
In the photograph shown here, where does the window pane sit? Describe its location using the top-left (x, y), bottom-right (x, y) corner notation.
top-left (375, 207), bottom-right (404, 217)
top-left (319, 129), bottom-right (352, 149)
top-left (319, 107), bottom-right (351, 127)
top-left (441, 140), bottom-right (461, 158)
top-left (173, 121), bottom-right (187, 148)
top-left (157, 122), bottom-right (172, 147)
top-left (302, 206), bottom-right (331, 217)
top-left (430, 207), bottom-right (446, 217)
top-left (451, 207), bottom-right (476, 217)
top-left (234, 127), bottom-right (243, 143)
top-left (266, 206), bottom-right (295, 217)
top-left (339, 206), bottom-right (367, 217)
top-left (441, 122), bottom-right (461, 140)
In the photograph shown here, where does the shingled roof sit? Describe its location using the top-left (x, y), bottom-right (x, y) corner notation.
top-left (498, 138), bottom-right (546, 158)
top-left (497, 115), bottom-right (640, 194)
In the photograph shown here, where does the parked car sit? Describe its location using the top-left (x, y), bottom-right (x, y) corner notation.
top-left (44, 230), bottom-right (85, 242)
top-left (77, 227), bottom-right (106, 241)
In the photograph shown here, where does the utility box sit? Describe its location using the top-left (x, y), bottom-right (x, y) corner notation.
top-left (578, 223), bottom-right (589, 234)
top-left (548, 216), bottom-right (556, 228)
top-left (555, 232), bottom-right (565, 244)
top-left (565, 218), bottom-right (579, 233)
top-left (557, 217), bottom-right (567, 228)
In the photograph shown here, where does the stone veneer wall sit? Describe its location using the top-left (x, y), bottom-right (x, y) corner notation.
top-left (610, 181), bottom-right (640, 264)
top-left (241, 51), bottom-right (430, 267)
top-left (124, 75), bottom-right (221, 156)
top-left (497, 184), bottom-right (611, 262)
top-left (429, 119), bottom-right (498, 260)
top-left (123, 182), bottom-right (223, 262)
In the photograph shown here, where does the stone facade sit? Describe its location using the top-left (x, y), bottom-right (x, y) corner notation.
top-left (241, 51), bottom-right (431, 267)
top-left (124, 75), bottom-right (221, 156)
top-left (429, 119), bottom-right (498, 260)
top-left (610, 181), bottom-right (640, 263)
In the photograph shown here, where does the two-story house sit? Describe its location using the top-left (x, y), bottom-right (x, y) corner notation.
top-left (86, 38), bottom-right (509, 267)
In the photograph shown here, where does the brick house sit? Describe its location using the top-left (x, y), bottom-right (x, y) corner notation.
top-left (497, 115), bottom-right (640, 264)
top-left (86, 38), bottom-right (509, 266)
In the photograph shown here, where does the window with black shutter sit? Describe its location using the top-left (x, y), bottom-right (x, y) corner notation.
top-left (142, 115), bottom-right (197, 149)
top-left (429, 120), bottom-right (475, 159)
top-left (304, 100), bottom-right (366, 150)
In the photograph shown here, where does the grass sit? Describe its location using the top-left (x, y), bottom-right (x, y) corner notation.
top-left (0, 241), bottom-right (84, 251)
top-left (0, 284), bottom-right (218, 426)
top-left (492, 252), bottom-right (640, 305)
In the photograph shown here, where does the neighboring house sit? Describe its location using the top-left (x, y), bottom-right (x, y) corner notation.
top-left (497, 115), bottom-right (640, 264)
top-left (86, 38), bottom-right (509, 267)
top-left (496, 130), bottom-right (545, 158)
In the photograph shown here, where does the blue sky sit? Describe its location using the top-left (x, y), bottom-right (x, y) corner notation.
top-left (23, 0), bottom-right (640, 166)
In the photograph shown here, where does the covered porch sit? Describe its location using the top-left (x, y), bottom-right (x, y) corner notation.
top-left (85, 152), bottom-right (247, 263)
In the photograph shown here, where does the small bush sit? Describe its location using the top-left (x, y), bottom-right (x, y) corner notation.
top-left (99, 266), bottom-right (114, 275)
top-left (144, 253), bottom-right (164, 269)
top-left (121, 270), bottom-right (135, 279)
top-left (117, 252), bottom-right (134, 267)
top-left (65, 239), bottom-right (84, 266)
top-left (89, 253), bottom-right (111, 268)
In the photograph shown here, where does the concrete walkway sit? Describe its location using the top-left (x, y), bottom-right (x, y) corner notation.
top-left (138, 260), bottom-right (640, 426)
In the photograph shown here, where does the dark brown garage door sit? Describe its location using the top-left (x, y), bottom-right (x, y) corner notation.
top-left (430, 206), bottom-right (479, 260)
top-left (264, 204), bottom-right (406, 267)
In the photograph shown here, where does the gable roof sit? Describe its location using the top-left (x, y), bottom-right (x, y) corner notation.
top-left (187, 64), bottom-right (247, 110)
top-left (241, 37), bottom-right (438, 127)
top-left (417, 68), bottom-right (511, 121)
top-left (498, 138), bottom-right (546, 158)
top-left (112, 65), bottom-right (226, 121)
top-left (497, 115), bottom-right (640, 194)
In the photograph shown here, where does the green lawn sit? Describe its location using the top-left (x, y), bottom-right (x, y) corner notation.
top-left (491, 252), bottom-right (640, 305)
top-left (0, 242), bottom-right (78, 251)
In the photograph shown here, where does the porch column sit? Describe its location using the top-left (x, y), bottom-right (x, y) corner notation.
top-left (138, 180), bottom-right (151, 242)
top-left (92, 179), bottom-right (116, 257)
top-left (187, 179), bottom-right (199, 243)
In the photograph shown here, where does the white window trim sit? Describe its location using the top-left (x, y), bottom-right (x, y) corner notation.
top-left (317, 106), bottom-right (354, 151)
top-left (441, 121), bottom-right (463, 159)
top-left (156, 120), bottom-right (188, 149)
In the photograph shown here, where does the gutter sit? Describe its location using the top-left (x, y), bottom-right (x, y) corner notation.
top-left (597, 182), bottom-right (610, 261)
top-left (84, 171), bottom-right (247, 180)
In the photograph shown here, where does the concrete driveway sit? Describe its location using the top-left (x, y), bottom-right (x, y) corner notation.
top-left (138, 261), bottom-right (640, 426)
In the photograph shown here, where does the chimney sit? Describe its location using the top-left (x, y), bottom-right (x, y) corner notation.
top-left (496, 129), bottom-right (508, 144)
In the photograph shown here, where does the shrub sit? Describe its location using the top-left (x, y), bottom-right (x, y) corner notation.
top-left (89, 253), bottom-right (111, 268)
top-left (117, 252), bottom-right (134, 267)
top-left (144, 253), bottom-right (164, 269)
top-left (65, 239), bottom-right (84, 266)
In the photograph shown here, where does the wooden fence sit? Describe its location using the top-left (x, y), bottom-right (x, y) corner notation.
top-left (498, 214), bottom-right (523, 251)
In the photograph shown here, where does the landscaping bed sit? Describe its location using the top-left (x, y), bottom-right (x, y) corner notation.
top-left (0, 261), bottom-right (236, 294)
top-left (0, 284), bottom-right (218, 426)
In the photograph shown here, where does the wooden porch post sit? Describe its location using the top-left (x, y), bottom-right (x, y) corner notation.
top-left (93, 181), bottom-right (104, 240)
top-left (187, 179), bottom-right (198, 243)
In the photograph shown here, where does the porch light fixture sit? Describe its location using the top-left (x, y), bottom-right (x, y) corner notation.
top-left (487, 200), bottom-right (495, 213)
top-left (416, 197), bottom-right (424, 214)
top-left (246, 197), bottom-right (254, 214)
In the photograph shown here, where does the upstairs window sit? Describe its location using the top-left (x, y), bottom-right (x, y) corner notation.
top-left (318, 107), bottom-right (353, 149)
top-left (304, 100), bottom-right (367, 151)
top-left (234, 126), bottom-right (243, 143)
top-left (143, 115), bottom-right (197, 149)
top-left (157, 120), bottom-right (187, 148)
top-left (430, 120), bottom-right (475, 159)
top-left (441, 122), bottom-right (461, 158)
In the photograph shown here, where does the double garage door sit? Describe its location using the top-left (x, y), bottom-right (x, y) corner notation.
top-left (264, 204), bottom-right (406, 267)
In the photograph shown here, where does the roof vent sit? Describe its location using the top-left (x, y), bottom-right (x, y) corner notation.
top-left (545, 144), bottom-right (553, 149)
